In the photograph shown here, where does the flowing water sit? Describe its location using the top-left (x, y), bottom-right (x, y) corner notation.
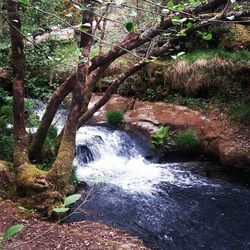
top-left (68, 125), bottom-right (250, 250)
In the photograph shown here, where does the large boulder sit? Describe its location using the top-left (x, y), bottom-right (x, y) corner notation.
top-left (89, 94), bottom-right (250, 169)
top-left (90, 94), bottom-right (135, 123)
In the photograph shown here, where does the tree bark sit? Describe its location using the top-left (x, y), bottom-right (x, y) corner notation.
top-left (30, 0), bottom-right (230, 161)
top-left (57, 63), bottom-right (111, 140)
top-left (47, 0), bottom-right (94, 190)
top-left (29, 74), bottom-right (76, 160)
top-left (78, 40), bottom-right (178, 127)
top-left (6, 0), bottom-right (29, 167)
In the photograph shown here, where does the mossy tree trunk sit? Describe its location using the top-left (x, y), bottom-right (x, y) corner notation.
top-left (47, 0), bottom-right (94, 191)
top-left (7, 0), bottom-right (29, 168)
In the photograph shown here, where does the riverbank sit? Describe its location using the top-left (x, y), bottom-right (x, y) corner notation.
top-left (88, 94), bottom-right (250, 169)
top-left (0, 200), bottom-right (147, 249)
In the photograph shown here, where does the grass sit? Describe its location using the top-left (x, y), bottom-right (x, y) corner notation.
top-left (228, 99), bottom-right (250, 124)
top-left (106, 110), bottom-right (124, 125)
top-left (176, 130), bottom-right (200, 152)
top-left (52, 42), bottom-right (79, 70)
top-left (179, 48), bottom-right (250, 63)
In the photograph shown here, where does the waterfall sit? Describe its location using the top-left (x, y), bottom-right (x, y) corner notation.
top-left (74, 126), bottom-right (218, 194)
top-left (32, 101), bottom-right (250, 249)
top-left (70, 125), bottom-right (250, 250)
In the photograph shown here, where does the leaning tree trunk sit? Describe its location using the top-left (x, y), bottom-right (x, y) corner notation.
top-left (47, 0), bottom-right (94, 191)
top-left (6, 0), bottom-right (29, 167)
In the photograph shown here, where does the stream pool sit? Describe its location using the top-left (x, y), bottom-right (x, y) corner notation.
top-left (66, 125), bottom-right (250, 250)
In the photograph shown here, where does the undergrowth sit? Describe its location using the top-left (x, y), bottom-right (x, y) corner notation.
top-left (106, 110), bottom-right (124, 125)
top-left (228, 99), bottom-right (250, 124)
top-left (176, 130), bottom-right (200, 152)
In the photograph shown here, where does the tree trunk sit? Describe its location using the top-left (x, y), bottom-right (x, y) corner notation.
top-left (6, 0), bottom-right (29, 167)
top-left (29, 74), bottom-right (76, 160)
top-left (47, 0), bottom-right (94, 190)
top-left (78, 40), bottom-right (177, 127)
top-left (30, 0), bottom-right (228, 159)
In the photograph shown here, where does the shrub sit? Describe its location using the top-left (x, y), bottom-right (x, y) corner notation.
top-left (176, 130), bottom-right (200, 151)
top-left (151, 126), bottom-right (175, 151)
top-left (106, 110), bottom-right (123, 125)
top-left (228, 100), bottom-right (250, 124)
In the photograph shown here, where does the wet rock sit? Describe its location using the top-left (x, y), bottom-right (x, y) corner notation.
top-left (89, 94), bottom-right (250, 169)
top-left (89, 94), bottom-right (135, 123)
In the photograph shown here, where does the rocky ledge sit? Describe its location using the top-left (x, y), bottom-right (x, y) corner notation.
top-left (89, 94), bottom-right (250, 169)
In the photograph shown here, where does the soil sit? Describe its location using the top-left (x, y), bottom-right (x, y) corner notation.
top-left (0, 200), bottom-right (148, 250)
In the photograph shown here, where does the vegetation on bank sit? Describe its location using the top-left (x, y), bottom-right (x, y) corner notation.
top-left (106, 110), bottom-right (124, 126)
top-left (150, 126), bottom-right (201, 153)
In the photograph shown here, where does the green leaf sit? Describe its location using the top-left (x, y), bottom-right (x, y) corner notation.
top-left (171, 16), bottom-right (180, 26)
top-left (4, 224), bottom-right (24, 239)
top-left (176, 4), bottom-right (184, 11)
top-left (168, 1), bottom-right (175, 8)
top-left (53, 207), bottom-right (69, 213)
top-left (64, 194), bottom-right (81, 206)
top-left (186, 22), bottom-right (193, 28)
top-left (125, 22), bottom-right (137, 32)
top-left (202, 32), bottom-right (213, 41)
top-left (18, 0), bottom-right (29, 5)
top-left (179, 30), bottom-right (187, 37)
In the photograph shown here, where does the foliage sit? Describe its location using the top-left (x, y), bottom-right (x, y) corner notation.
top-left (106, 110), bottom-right (123, 125)
top-left (70, 165), bottom-right (78, 186)
top-left (44, 126), bottom-right (58, 149)
top-left (146, 86), bottom-right (163, 101)
top-left (151, 126), bottom-right (175, 151)
top-left (0, 91), bottom-right (40, 160)
top-left (181, 49), bottom-right (250, 64)
top-left (53, 194), bottom-right (81, 213)
top-left (24, 39), bottom-right (79, 99)
top-left (176, 130), bottom-right (200, 152)
top-left (0, 224), bottom-right (24, 248)
top-left (0, 88), bottom-right (13, 160)
top-left (164, 94), bottom-right (207, 109)
top-left (228, 99), bottom-right (250, 124)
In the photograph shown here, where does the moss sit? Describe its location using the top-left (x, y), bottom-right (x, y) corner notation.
top-left (0, 160), bottom-right (16, 199)
top-left (48, 140), bottom-right (75, 190)
top-left (17, 163), bottom-right (48, 191)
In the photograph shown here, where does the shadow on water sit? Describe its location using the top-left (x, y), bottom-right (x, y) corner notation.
top-left (66, 125), bottom-right (250, 250)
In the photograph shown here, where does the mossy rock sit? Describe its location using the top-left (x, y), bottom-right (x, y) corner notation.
top-left (221, 24), bottom-right (250, 49)
top-left (0, 160), bottom-right (16, 199)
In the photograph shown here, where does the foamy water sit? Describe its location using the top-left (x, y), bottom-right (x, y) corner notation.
top-left (74, 126), bottom-right (218, 194)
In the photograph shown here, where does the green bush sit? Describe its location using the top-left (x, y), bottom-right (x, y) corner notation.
top-left (106, 110), bottom-right (123, 125)
top-left (228, 100), bottom-right (250, 124)
top-left (151, 126), bottom-right (175, 151)
top-left (176, 130), bottom-right (200, 151)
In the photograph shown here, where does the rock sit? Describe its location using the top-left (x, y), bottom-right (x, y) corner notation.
top-left (125, 101), bottom-right (207, 135)
top-left (89, 94), bottom-right (135, 123)
top-left (220, 24), bottom-right (250, 49)
top-left (89, 94), bottom-right (250, 169)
